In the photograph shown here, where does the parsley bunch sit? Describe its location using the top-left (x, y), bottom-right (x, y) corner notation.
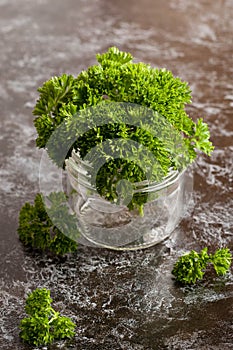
top-left (19, 288), bottom-right (75, 346)
top-left (32, 47), bottom-right (214, 211)
top-left (172, 247), bottom-right (232, 285)
top-left (33, 47), bottom-right (213, 159)
top-left (18, 192), bottom-right (78, 256)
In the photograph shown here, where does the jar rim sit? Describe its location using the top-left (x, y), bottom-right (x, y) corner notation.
top-left (66, 150), bottom-right (185, 194)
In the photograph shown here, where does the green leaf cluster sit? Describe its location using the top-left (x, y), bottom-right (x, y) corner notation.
top-left (33, 46), bottom-right (213, 157)
top-left (172, 247), bottom-right (232, 285)
top-left (17, 192), bottom-right (78, 256)
top-left (32, 47), bottom-right (214, 211)
top-left (19, 288), bottom-right (75, 346)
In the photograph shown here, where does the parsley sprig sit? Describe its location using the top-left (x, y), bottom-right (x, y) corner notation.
top-left (17, 192), bottom-right (78, 256)
top-left (19, 288), bottom-right (75, 346)
top-left (172, 247), bottom-right (232, 285)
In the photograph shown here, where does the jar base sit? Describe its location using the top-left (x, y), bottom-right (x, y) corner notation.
top-left (78, 226), bottom-right (172, 251)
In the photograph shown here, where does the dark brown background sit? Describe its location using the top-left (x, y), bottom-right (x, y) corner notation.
top-left (0, 0), bottom-right (233, 349)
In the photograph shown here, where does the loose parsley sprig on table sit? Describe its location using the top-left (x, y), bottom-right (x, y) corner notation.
top-left (19, 288), bottom-right (76, 346)
top-left (172, 247), bottom-right (232, 285)
top-left (17, 192), bottom-right (78, 256)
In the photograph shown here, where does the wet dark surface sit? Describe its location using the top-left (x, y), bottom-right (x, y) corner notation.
top-left (0, 0), bottom-right (233, 349)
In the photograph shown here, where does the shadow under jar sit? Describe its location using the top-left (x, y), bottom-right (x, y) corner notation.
top-left (65, 150), bottom-right (192, 250)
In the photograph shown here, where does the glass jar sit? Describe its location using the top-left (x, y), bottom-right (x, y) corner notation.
top-left (65, 151), bottom-right (192, 250)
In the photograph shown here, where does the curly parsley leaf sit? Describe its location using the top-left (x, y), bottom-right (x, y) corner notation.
top-left (51, 315), bottom-right (76, 340)
top-left (210, 248), bottom-right (232, 276)
top-left (25, 288), bottom-right (52, 317)
top-left (189, 118), bottom-right (214, 156)
top-left (20, 315), bottom-right (53, 346)
top-left (33, 74), bottom-right (76, 148)
top-left (172, 248), bottom-right (209, 285)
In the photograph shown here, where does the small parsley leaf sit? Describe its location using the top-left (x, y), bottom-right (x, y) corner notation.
top-left (210, 248), bottom-right (232, 276)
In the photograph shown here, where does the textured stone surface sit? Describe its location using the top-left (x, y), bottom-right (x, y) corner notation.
top-left (0, 0), bottom-right (233, 349)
